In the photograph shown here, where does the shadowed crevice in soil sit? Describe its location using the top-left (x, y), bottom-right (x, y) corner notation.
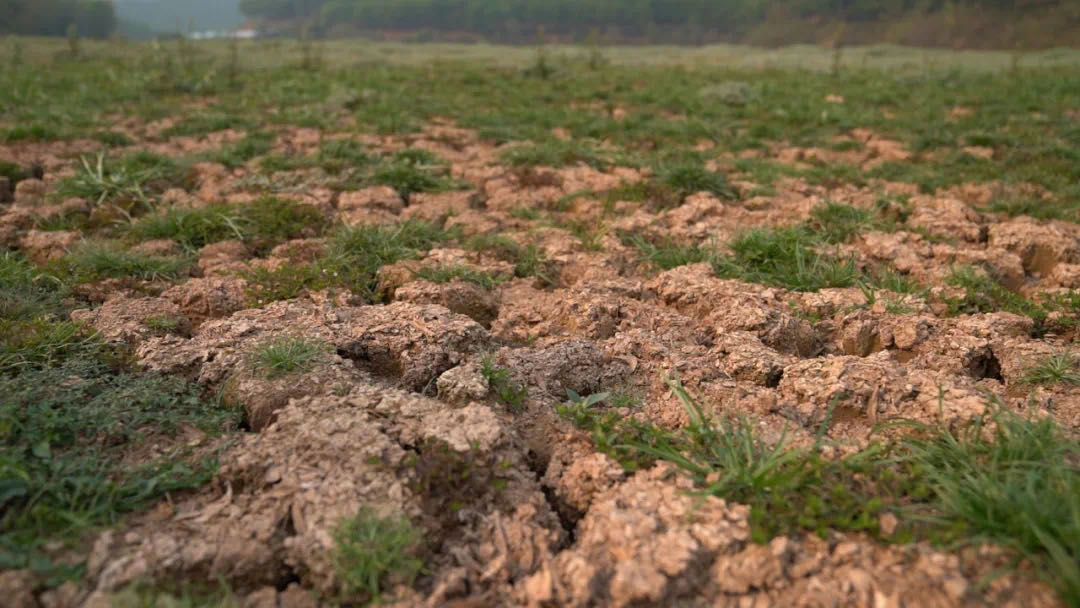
top-left (765, 368), bottom-right (785, 388)
top-left (970, 350), bottom-right (1004, 381)
top-left (336, 343), bottom-right (403, 380)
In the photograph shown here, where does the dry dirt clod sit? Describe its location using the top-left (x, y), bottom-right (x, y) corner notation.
top-left (71, 295), bottom-right (194, 345)
top-left (86, 386), bottom-right (563, 605)
top-left (436, 361), bottom-right (490, 405)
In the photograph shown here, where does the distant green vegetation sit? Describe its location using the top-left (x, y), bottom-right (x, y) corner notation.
top-left (236, 0), bottom-right (1079, 48)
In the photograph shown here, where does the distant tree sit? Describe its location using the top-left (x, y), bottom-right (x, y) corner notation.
top-left (236, 0), bottom-right (1066, 42)
top-left (78, 1), bottom-right (117, 38)
top-left (2, 0), bottom-right (116, 38)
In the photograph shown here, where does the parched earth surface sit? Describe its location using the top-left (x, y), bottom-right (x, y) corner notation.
top-left (3, 112), bottom-right (1079, 608)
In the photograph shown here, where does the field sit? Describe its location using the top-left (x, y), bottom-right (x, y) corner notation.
top-left (2, 35), bottom-right (1080, 607)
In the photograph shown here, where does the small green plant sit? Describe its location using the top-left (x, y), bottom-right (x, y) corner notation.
top-left (0, 252), bottom-right (68, 322)
top-left (557, 217), bottom-right (607, 252)
top-left (584, 28), bottom-right (608, 71)
top-left (945, 266), bottom-right (1046, 323)
top-left (464, 235), bottom-right (553, 285)
top-left (0, 354), bottom-right (237, 577)
top-left (528, 25), bottom-right (554, 79)
top-left (413, 265), bottom-right (505, 289)
top-left (480, 356), bottom-right (528, 411)
top-left (1021, 351), bottom-right (1080, 386)
top-left (332, 508), bottom-right (424, 603)
top-left (501, 140), bottom-right (613, 170)
top-left (251, 336), bottom-right (326, 378)
top-left (371, 149), bottom-right (461, 199)
top-left (620, 231), bottom-right (715, 270)
top-left (658, 163), bottom-right (737, 201)
top-left (894, 400), bottom-right (1080, 603)
top-left (712, 226), bottom-right (859, 292)
top-left (242, 220), bottom-right (454, 306)
top-left (226, 37), bottom-right (242, 89)
top-left (207, 131), bottom-right (274, 169)
top-left (54, 242), bottom-right (190, 284)
top-left (808, 202), bottom-right (879, 244)
top-left (298, 23), bottom-right (322, 71)
top-left (602, 180), bottom-right (681, 211)
top-left (108, 582), bottom-right (242, 608)
top-left (0, 319), bottom-right (99, 375)
top-left (66, 24), bottom-right (80, 59)
top-left (59, 153), bottom-right (158, 213)
top-left (131, 196), bottom-right (327, 253)
top-left (142, 315), bottom-right (183, 336)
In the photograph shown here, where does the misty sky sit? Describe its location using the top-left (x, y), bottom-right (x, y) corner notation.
top-left (115, 0), bottom-right (245, 32)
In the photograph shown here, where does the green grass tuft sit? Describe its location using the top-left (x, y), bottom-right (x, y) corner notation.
top-left (1021, 351), bottom-right (1080, 386)
top-left (500, 139), bottom-right (614, 170)
top-left (0, 319), bottom-right (99, 376)
top-left (658, 163), bottom-right (737, 201)
top-left (480, 356), bottom-right (529, 412)
top-left (808, 202), bottom-right (880, 244)
top-left (895, 402), bottom-right (1080, 603)
top-left (0, 252), bottom-right (69, 322)
top-left (0, 353), bottom-right (237, 579)
top-left (58, 151), bottom-right (188, 211)
top-left (206, 131), bottom-right (274, 169)
top-left (251, 336), bottom-right (327, 378)
top-left (131, 196), bottom-right (327, 253)
top-left (465, 234), bottom-right (553, 284)
top-left (53, 242), bottom-right (190, 284)
top-left (620, 231), bottom-right (715, 270)
top-left (413, 265), bottom-right (505, 289)
top-left (108, 582), bottom-right (242, 608)
top-left (332, 508), bottom-right (424, 604)
top-left (713, 226), bottom-right (858, 292)
top-left (945, 266), bottom-right (1045, 321)
top-left (142, 314), bottom-right (184, 336)
top-left (985, 192), bottom-right (1080, 223)
top-left (161, 114), bottom-right (253, 138)
top-left (370, 149), bottom-right (461, 199)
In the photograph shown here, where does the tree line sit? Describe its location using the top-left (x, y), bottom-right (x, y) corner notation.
top-left (1, 0), bottom-right (117, 39)
top-left (238, 0), bottom-right (1069, 40)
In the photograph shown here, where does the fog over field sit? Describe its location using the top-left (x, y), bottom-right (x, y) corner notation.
top-left (115, 0), bottom-right (245, 33)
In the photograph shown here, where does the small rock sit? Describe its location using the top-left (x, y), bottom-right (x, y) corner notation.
top-left (879, 512), bottom-right (899, 537)
top-left (436, 362), bottom-right (489, 405)
top-left (279, 583), bottom-right (319, 608)
top-left (39, 581), bottom-right (85, 608)
top-left (942, 577), bottom-right (969, 601)
top-left (14, 178), bottom-right (46, 206)
top-left (243, 587), bottom-right (279, 608)
top-left (0, 570), bottom-right (38, 608)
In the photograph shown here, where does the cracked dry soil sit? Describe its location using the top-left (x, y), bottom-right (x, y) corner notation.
top-left (3, 119), bottom-right (1079, 608)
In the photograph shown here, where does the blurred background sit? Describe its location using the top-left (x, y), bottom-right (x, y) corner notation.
top-left (2, 0), bottom-right (1079, 49)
